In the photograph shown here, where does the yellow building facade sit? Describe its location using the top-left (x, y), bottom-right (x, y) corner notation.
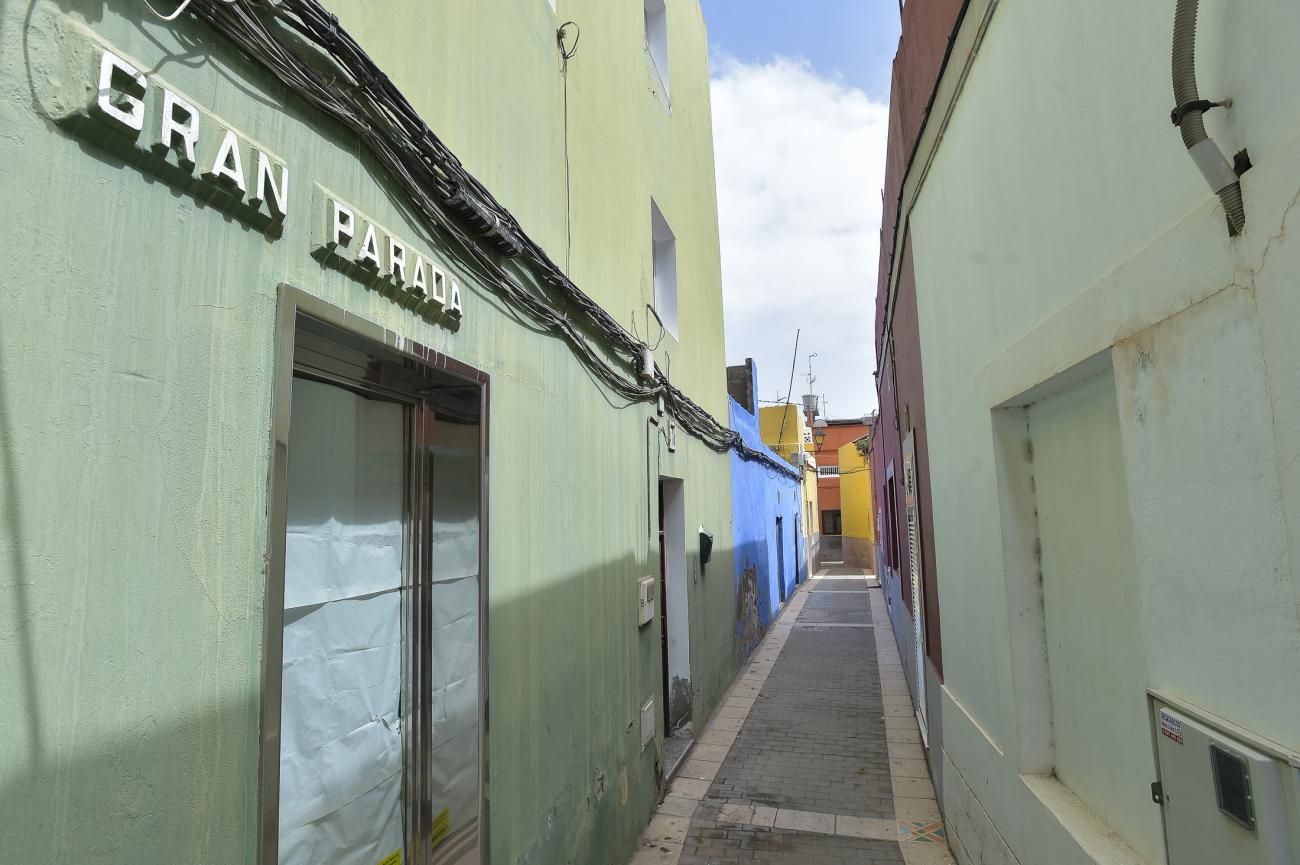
top-left (837, 438), bottom-right (875, 571)
top-left (758, 404), bottom-right (820, 571)
top-left (758, 404), bottom-right (812, 462)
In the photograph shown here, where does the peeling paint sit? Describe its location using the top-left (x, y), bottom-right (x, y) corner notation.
top-left (736, 561), bottom-right (764, 663)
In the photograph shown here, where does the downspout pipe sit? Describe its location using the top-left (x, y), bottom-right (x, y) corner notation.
top-left (1172, 0), bottom-right (1245, 235)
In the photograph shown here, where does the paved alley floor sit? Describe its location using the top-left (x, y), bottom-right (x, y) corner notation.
top-left (628, 568), bottom-right (955, 865)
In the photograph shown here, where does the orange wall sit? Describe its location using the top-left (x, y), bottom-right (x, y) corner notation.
top-left (815, 421), bottom-right (869, 526)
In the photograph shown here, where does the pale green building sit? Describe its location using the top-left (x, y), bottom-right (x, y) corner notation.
top-left (0, 1), bottom-right (741, 863)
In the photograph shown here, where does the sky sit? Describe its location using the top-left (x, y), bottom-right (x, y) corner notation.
top-left (701, 1), bottom-right (899, 420)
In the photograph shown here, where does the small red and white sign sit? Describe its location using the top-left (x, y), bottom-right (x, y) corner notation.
top-left (1160, 709), bottom-right (1184, 745)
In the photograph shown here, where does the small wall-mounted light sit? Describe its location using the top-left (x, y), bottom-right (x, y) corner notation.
top-left (813, 418), bottom-right (828, 452)
top-left (699, 528), bottom-right (713, 566)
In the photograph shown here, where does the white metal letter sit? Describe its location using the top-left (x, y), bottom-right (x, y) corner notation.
top-left (430, 264), bottom-right (447, 305)
top-left (448, 277), bottom-right (463, 317)
top-left (209, 129), bottom-right (247, 193)
top-left (388, 236), bottom-right (407, 284)
top-left (96, 51), bottom-right (146, 131)
top-left (330, 200), bottom-right (354, 247)
top-left (159, 89), bottom-right (198, 166)
top-left (357, 223), bottom-right (381, 269)
top-left (254, 151), bottom-right (289, 219)
top-left (410, 255), bottom-right (429, 298)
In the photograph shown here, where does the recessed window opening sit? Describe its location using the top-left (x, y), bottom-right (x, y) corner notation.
top-left (644, 0), bottom-right (669, 97)
top-left (651, 200), bottom-right (679, 339)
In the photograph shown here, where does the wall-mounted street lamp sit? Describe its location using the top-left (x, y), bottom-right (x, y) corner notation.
top-left (813, 418), bottom-right (828, 453)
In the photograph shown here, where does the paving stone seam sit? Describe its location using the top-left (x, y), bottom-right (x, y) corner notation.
top-left (709, 799), bottom-right (948, 844)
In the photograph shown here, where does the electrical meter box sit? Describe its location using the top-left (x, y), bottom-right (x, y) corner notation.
top-left (637, 576), bottom-right (656, 627)
top-left (1152, 695), bottom-right (1300, 865)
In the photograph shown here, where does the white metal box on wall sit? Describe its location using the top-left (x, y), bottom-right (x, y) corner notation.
top-left (637, 576), bottom-right (656, 627)
top-left (1152, 694), bottom-right (1300, 865)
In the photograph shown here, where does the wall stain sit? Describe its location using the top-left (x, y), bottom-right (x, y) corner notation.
top-left (669, 675), bottom-right (692, 730)
top-left (736, 560), bottom-right (764, 663)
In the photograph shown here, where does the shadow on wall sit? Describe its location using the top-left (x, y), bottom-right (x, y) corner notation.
top-left (0, 346), bottom-right (43, 769)
top-left (0, 540), bottom-right (755, 865)
top-left (731, 531), bottom-right (801, 668)
top-left (819, 535), bottom-right (843, 563)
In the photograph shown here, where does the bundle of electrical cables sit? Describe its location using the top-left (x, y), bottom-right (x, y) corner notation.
top-left (185, 0), bottom-right (799, 479)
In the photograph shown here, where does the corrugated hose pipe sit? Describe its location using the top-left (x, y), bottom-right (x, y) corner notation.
top-left (1173, 0), bottom-right (1245, 235)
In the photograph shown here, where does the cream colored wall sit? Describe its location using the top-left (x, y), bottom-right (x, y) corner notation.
top-left (1029, 371), bottom-right (1159, 862)
top-left (330, 0), bottom-right (728, 416)
top-left (905, 1), bottom-right (1300, 864)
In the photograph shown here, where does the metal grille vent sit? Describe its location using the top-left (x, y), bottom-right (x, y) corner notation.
top-left (1211, 744), bottom-right (1257, 831)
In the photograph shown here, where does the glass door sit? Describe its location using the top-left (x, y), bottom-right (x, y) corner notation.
top-left (279, 376), bottom-right (410, 865)
top-left (262, 305), bottom-right (488, 865)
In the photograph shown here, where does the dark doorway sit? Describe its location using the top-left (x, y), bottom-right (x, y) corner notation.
top-left (658, 482), bottom-right (669, 731)
top-left (776, 516), bottom-right (787, 603)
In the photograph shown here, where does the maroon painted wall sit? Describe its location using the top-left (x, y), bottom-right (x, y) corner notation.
top-left (871, 0), bottom-right (965, 680)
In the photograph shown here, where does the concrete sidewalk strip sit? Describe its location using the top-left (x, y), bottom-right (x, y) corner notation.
top-left (676, 757), bottom-right (722, 781)
top-left (774, 807), bottom-right (836, 834)
top-left (627, 568), bottom-right (957, 864)
top-left (837, 815), bottom-right (900, 840)
top-left (667, 776), bottom-right (710, 800)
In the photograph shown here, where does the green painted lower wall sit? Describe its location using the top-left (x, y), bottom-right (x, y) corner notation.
top-left (0, 3), bottom-right (739, 864)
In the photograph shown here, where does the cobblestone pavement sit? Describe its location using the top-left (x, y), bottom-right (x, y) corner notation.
top-left (628, 568), bottom-right (956, 865)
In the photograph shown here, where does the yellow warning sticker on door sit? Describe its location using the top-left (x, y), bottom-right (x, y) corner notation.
top-left (431, 808), bottom-right (451, 848)
top-left (377, 850), bottom-right (401, 865)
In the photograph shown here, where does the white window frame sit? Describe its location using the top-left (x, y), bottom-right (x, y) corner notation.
top-left (644, 0), bottom-right (669, 98)
top-left (818, 465), bottom-right (841, 478)
top-left (650, 199), bottom-right (679, 339)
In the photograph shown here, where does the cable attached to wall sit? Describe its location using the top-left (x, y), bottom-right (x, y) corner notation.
top-left (558, 21), bottom-right (580, 275)
top-left (143, 0), bottom-right (235, 23)
top-left (182, 0), bottom-right (797, 478)
top-left (1171, 0), bottom-right (1245, 236)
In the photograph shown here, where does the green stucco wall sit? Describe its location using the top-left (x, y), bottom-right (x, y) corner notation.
top-left (0, 2), bottom-right (736, 863)
top-left (899, 1), bottom-right (1300, 863)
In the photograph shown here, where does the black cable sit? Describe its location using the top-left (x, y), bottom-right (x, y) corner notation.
top-left (558, 20), bottom-right (580, 60)
top-left (559, 21), bottom-right (579, 274)
top-left (185, 0), bottom-right (797, 479)
top-left (775, 328), bottom-right (800, 451)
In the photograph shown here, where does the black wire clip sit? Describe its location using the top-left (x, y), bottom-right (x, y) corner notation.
top-left (558, 21), bottom-right (580, 60)
top-left (1170, 98), bottom-right (1225, 126)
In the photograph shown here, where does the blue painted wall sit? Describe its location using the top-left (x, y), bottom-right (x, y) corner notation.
top-left (729, 397), bottom-right (806, 662)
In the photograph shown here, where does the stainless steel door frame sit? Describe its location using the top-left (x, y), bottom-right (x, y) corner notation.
top-left (260, 285), bottom-right (491, 865)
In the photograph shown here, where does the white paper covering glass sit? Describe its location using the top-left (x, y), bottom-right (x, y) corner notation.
top-left (280, 378), bottom-right (406, 865)
top-left (428, 420), bottom-right (481, 857)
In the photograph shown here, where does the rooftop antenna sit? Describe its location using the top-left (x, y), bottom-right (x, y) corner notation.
top-left (800, 353), bottom-right (821, 421)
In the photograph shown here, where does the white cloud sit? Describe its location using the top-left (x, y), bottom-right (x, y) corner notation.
top-left (711, 55), bottom-right (888, 419)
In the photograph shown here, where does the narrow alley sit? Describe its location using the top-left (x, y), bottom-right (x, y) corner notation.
top-left (631, 567), bottom-right (953, 865)
top-left (8, 2), bottom-right (1300, 864)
